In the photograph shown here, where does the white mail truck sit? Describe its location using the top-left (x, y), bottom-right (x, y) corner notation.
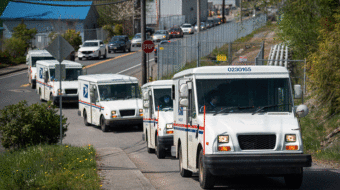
top-left (26, 50), bottom-right (55, 89)
top-left (36, 60), bottom-right (83, 105)
top-left (78, 74), bottom-right (143, 132)
top-left (141, 80), bottom-right (174, 158)
top-left (170, 66), bottom-right (312, 189)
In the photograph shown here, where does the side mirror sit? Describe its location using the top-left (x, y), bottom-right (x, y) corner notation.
top-left (90, 85), bottom-right (96, 92)
top-left (294, 85), bottom-right (302, 99)
top-left (143, 91), bottom-right (149, 100)
top-left (144, 101), bottom-right (149, 108)
top-left (295, 104), bottom-right (309, 118)
top-left (180, 83), bottom-right (188, 98)
top-left (171, 85), bottom-right (175, 100)
top-left (179, 98), bottom-right (189, 107)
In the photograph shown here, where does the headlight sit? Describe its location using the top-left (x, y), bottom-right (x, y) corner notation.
top-left (285, 134), bottom-right (296, 142)
top-left (218, 135), bottom-right (229, 143)
top-left (163, 36), bottom-right (166, 38)
top-left (139, 109), bottom-right (143, 113)
top-left (166, 124), bottom-right (173, 129)
top-left (111, 110), bottom-right (116, 115)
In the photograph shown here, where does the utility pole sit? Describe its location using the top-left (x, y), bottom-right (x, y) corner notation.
top-left (222, 0), bottom-right (225, 23)
top-left (240, 0), bottom-right (242, 22)
top-left (197, 0), bottom-right (200, 33)
top-left (141, 0), bottom-right (147, 85)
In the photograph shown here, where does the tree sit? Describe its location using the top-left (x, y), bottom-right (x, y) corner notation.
top-left (12, 20), bottom-right (37, 50)
top-left (307, 11), bottom-right (340, 116)
top-left (48, 29), bottom-right (82, 51)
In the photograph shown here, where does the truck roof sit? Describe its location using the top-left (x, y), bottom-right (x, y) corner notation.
top-left (78, 74), bottom-right (138, 83)
top-left (27, 50), bottom-right (53, 57)
top-left (173, 66), bottom-right (289, 79)
top-left (141, 80), bottom-right (173, 88)
top-left (36, 60), bottom-right (82, 68)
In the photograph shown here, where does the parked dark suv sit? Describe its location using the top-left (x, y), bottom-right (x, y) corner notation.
top-left (108, 35), bottom-right (131, 53)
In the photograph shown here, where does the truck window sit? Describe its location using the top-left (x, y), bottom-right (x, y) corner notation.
top-left (98, 83), bottom-right (140, 101)
top-left (31, 56), bottom-right (56, 67)
top-left (49, 68), bottom-right (82, 81)
top-left (196, 78), bottom-right (292, 113)
top-left (154, 88), bottom-right (173, 111)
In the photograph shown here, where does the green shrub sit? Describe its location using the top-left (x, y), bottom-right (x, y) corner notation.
top-left (0, 50), bottom-right (11, 65)
top-left (49, 29), bottom-right (82, 51)
top-left (114, 24), bottom-right (123, 35)
top-left (3, 37), bottom-right (27, 64)
top-left (103, 24), bottom-right (115, 42)
top-left (0, 100), bottom-right (68, 150)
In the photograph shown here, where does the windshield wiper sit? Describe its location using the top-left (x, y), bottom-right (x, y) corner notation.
top-left (252, 104), bottom-right (292, 115)
top-left (213, 106), bottom-right (254, 116)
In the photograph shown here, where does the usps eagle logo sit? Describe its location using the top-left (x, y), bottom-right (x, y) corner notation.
top-left (83, 84), bottom-right (88, 98)
top-left (39, 68), bottom-right (43, 79)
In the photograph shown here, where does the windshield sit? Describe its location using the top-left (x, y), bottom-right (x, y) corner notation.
top-left (134, 34), bottom-right (141, 39)
top-left (111, 37), bottom-right (125, 42)
top-left (49, 68), bottom-right (82, 81)
top-left (154, 88), bottom-right (173, 111)
top-left (83, 42), bottom-right (98, 47)
top-left (98, 83), bottom-right (140, 101)
top-left (31, 56), bottom-right (55, 67)
top-left (196, 78), bottom-right (292, 114)
top-left (155, 31), bottom-right (166, 34)
top-left (182, 24), bottom-right (192, 27)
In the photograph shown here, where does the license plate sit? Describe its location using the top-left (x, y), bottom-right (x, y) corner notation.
top-left (114, 47), bottom-right (117, 49)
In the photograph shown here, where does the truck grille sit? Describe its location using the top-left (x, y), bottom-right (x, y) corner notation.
top-left (120, 109), bottom-right (135, 117)
top-left (65, 89), bottom-right (77, 94)
top-left (238, 135), bottom-right (276, 150)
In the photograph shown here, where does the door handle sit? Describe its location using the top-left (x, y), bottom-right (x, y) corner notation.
top-left (195, 124), bottom-right (199, 138)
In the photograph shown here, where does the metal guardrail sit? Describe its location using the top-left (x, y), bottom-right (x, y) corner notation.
top-left (157, 14), bottom-right (267, 79)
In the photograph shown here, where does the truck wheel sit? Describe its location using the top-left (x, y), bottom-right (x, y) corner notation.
top-left (100, 116), bottom-right (109, 132)
top-left (146, 130), bottom-right (155, 153)
top-left (156, 135), bottom-right (166, 159)
top-left (128, 46), bottom-right (131, 52)
top-left (97, 52), bottom-right (101, 60)
top-left (199, 149), bottom-right (214, 189)
top-left (79, 57), bottom-right (82, 60)
top-left (284, 168), bottom-right (303, 189)
top-left (83, 110), bottom-right (90, 126)
top-left (179, 144), bottom-right (192, 177)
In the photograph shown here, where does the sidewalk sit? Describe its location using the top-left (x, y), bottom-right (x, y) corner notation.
top-left (0, 64), bottom-right (27, 76)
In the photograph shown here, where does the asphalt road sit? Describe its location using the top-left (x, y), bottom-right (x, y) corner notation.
top-left (1, 33), bottom-right (340, 190)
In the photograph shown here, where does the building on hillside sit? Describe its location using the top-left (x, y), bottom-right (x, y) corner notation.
top-left (0, 1), bottom-right (100, 49)
top-left (146, 0), bottom-right (208, 29)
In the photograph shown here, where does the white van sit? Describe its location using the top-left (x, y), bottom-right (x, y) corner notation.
top-left (170, 66), bottom-right (312, 189)
top-left (26, 50), bottom-right (55, 89)
top-left (36, 60), bottom-right (83, 105)
top-left (141, 80), bottom-right (173, 158)
top-left (78, 74), bottom-right (143, 132)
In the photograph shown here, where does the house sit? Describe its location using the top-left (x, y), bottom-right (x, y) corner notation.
top-left (0, 1), bottom-right (99, 49)
top-left (146, 0), bottom-right (208, 29)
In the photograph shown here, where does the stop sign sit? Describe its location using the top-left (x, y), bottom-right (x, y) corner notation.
top-left (142, 40), bottom-right (155, 53)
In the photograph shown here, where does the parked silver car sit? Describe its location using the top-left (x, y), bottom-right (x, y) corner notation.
top-left (180, 23), bottom-right (194, 34)
top-left (152, 30), bottom-right (169, 42)
top-left (194, 22), bottom-right (206, 31)
top-left (131, 33), bottom-right (151, 47)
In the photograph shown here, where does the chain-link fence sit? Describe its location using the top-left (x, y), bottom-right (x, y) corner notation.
top-left (31, 28), bottom-right (110, 50)
top-left (157, 14), bottom-right (267, 79)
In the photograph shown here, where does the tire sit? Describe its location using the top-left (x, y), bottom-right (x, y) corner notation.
top-left (83, 110), bottom-right (90, 126)
top-left (155, 135), bottom-right (166, 159)
top-left (146, 130), bottom-right (155, 153)
top-left (284, 168), bottom-right (303, 189)
top-left (179, 144), bottom-right (192, 177)
top-left (100, 116), bottom-right (109, 132)
top-left (199, 149), bottom-right (214, 189)
top-left (113, 50), bottom-right (116, 53)
top-left (108, 50), bottom-right (111, 54)
top-left (97, 51), bottom-right (101, 60)
top-left (31, 81), bottom-right (36, 89)
top-left (79, 57), bottom-right (82, 60)
top-left (128, 46), bottom-right (131, 52)
top-left (124, 46), bottom-right (127, 53)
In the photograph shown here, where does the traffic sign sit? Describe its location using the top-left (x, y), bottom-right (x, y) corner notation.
top-left (142, 40), bottom-right (155, 53)
top-left (239, 56), bottom-right (247, 62)
top-left (46, 34), bottom-right (74, 63)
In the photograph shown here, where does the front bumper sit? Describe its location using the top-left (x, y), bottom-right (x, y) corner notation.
top-left (132, 42), bottom-right (141, 47)
top-left (108, 45), bottom-right (124, 51)
top-left (158, 135), bottom-right (173, 149)
top-left (52, 95), bottom-right (78, 103)
top-left (204, 153), bottom-right (312, 176)
top-left (105, 116), bottom-right (143, 126)
top-left (78, 51), bottom-right (99, 59)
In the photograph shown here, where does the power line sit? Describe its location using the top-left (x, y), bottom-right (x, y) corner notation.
top-left (11, 0), bottom-right (131, 7)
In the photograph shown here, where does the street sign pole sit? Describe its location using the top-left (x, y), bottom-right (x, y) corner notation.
top-left (147, 53), bottom-right (149, 82)
top-left (58, 35), bottom-right (62, 145)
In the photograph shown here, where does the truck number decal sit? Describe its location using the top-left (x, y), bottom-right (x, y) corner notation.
top-left (228, 67), bottom-right (251, 72)
top-left (39, 68), bottom-right (43, 79)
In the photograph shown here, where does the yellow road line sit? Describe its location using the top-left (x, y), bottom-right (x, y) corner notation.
top-left (83, 50), bottom-right (142, 69)
top-left (21, 84), bottom-right (30, 87)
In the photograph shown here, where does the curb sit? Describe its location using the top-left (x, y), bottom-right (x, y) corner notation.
top-left (0, 67), bottom-right (27, 77)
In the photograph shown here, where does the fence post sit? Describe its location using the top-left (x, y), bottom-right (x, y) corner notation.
top-left (229, 42), bottom-right (232, 65)
top-left (197, 41), bottom-right (200, 67)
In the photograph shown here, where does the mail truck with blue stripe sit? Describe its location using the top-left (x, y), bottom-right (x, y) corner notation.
top-left (36, 60), bottom-right (83, 105)
top-left (141, 80), bottom-right (174, 158)
top-left (170, 66), bottom-right (312, 189)
top-left (78, 74), bottom-right (143, 132)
